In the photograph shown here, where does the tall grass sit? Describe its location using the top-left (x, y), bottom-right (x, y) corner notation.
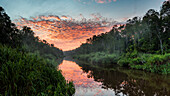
top-left (0, 44), bottom-right (75, 96)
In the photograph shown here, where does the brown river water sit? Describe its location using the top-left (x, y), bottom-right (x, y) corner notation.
top-left (58, 58), bottom-right (170, 96)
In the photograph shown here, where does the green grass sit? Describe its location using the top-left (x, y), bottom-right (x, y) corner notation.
top-left (0, 44), bottom-right (75, 96)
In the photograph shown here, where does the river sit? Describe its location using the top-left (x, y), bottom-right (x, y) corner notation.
top-left (58, 58), bottom-right (170, 96)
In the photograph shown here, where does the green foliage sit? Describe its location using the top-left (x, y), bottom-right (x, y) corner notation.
top-left (126, 49), bottom-right (138, 58)
top-left (0, 44), bottom-right (75, 95)
top-left (0, 7), bottom-right (21, 47)
top-left (73, 52), bottom-right (119, 64)
top-left (117, 58), bottom-right (130, 67)
top-left (118, 53), bottom-right (170, 74)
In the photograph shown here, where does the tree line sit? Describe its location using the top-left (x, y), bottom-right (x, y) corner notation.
top-left (74, 1), bottom-right (169, 55)
top-left (72, 1), bottom-right (170, 74)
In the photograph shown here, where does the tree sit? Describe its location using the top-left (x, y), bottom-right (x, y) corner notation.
top-left (160, 1), bottom-right (170, 52)
top-left (0, 6), bottom-right (21, 47)
top-left (51, 44), bottom-right (54, 47)
top-left (143, 9), bottom-right (164, 54)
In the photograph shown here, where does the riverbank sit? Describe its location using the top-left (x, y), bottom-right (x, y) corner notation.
top-left (73, 52), bottom-right (170, 74)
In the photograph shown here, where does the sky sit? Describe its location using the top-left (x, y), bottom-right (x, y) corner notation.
top-left (0, 0), bottom-right (166, 51)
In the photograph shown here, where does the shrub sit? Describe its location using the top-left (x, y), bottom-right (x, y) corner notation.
top-left (117, 58), bottom-right (130, 67)
top-left (130, 53), bottom-right (170, 74)
top-left (0, 45), bottom-right (75, 96)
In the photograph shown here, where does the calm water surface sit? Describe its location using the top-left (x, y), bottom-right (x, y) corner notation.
top-left (59, 59), bottom-right (170, 96)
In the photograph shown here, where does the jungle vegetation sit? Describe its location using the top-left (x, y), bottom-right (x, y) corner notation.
top-left (72, 1), bottom-right (170, 74)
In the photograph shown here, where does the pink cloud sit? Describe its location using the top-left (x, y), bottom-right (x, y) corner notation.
top-left (75, 0), bottom-right (118, 4)
top-left (15, 14), bottom-right (117, 51)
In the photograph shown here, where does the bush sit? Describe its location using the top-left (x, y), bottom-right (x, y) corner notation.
top-left (0, 45), bottom-right (75, 96)
top-left (121, 53), bottom-right (170, 74)
top-left (117, 58), bottom-right (130, 67)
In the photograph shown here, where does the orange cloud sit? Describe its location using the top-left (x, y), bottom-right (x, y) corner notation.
top-left (40, 15), bottom-right (61, 21)
top-left (61, 15), bottom-right (69, 20)
top-left (15, 14), bottom-right (116, 51)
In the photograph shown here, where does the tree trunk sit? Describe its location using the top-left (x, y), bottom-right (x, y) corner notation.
top-left (159, 38), bottom-right (163, 54)
top-left (156, 25), bottom-right (163, 54)
top-left (157, 34), bottom-right (163, 54)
